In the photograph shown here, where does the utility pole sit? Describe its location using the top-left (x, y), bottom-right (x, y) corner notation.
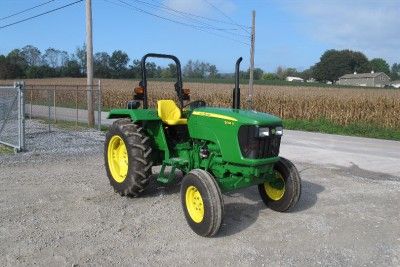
top-left (86, 0), bottom-right (95, 127)
top-left (248, 10), bottom-right (255, 109)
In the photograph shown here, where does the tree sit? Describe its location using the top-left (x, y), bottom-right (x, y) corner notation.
top-left (4, 50), bottom-right (26, 78)
top-left (21, 45), bottom-right (42, 66)
top-left (94, 52), bottom-right (111, 78)
top-left (253, 68), bottom-right (264, 80)
top-left (109, 50), bottom-right (129, 78)
top-left (75, 44), bottom-right (87, 74)
top-left (262, 72), bottom-right (279, 80)
top-left (183, 60), bottom-right (218, 79)
top-left (161, 63), bottom-right (177, 78)
top-left (61, 59), bottom-right (82, 77)
top-left (369, 58), bottom-right (390, 75)
top-left (128, 59), bottom-right (141, 78)
top-left (276, 66), bottom-right (286, 80)
top-left (43, 48), bottom-right (60, 68)
top-left (208, 64), bottom-right (219, 78)
top-left (299, 68), bottom-right (314, 80)
top-left (144, 62), bottom-right (158, 78)
top-left (312, 49), bottom-right (370, 82)
top-left (7, 49), bottom-right (27, 69)
top-left (391, 63), bottom-right (400, 80)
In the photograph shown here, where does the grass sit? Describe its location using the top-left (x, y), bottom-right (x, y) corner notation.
top-left (0, 144), bottom-right (14, 154)
top-left (284, 118), bottom-right (400, 141)
top-left (42, 119), bottom-right (109, 131)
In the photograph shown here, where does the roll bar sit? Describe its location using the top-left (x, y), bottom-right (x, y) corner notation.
top-left (140, 53), bottom-right (184, 109)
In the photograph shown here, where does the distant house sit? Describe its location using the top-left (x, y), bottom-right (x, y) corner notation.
top-left (338, 71), bottom-right (390, 87)
top-left (390, 80), bottom-right (400, 88)
top-left (286, 76), bottom-right (304, 82)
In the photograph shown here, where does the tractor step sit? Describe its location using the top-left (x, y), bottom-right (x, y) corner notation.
top-left (157, 158), bottom-right (189, 184)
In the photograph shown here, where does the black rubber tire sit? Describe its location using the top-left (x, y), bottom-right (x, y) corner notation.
top-left (258, 157), bottom-right (301, 212)
top-left (104, 118), bottom-right (153, 197)
top-left (180, 169), bottom-right (224, 237)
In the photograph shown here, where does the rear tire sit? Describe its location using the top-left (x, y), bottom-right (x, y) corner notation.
top-left (104, 119), bottom-right (153, 197)
top-left (180, 169), bottom-right (223, 237)
top-left (258, 157), bottom-right (301, 212)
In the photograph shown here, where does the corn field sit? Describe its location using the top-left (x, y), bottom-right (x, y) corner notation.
top-left (2, 78), bottom-right (400, 129)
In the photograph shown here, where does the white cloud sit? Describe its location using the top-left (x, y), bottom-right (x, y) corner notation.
top-left (284, 0), bottom-right (400, 64)
top-left (164, 0), bottom-right (236, 15)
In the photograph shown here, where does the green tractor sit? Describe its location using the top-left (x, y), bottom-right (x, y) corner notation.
top-left (104, 53), bottom-right (301, 237)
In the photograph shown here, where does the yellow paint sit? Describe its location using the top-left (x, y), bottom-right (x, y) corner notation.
top-left (185, 185), bottom-right (204, 223)
top-left (264, 172), bottom-right (285, 201)
top-left (192, 111), bottom-right (238, 121)
top-left (157, 100), bottom-right (187, 125)
top-left (107, 135), bottom-right (128, 183)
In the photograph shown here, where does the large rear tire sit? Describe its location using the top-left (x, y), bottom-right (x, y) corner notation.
top-left (258, 157), bottom-right (301, 212)
top-left (104, 119), bottom-right (153, 197)
top-left (180, 169), bottom-right (224, 237)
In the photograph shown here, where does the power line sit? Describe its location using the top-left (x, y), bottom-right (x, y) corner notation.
top-left (158, 2), bottom-right (250, 29)
top-left (0, 0), bottom-right (83, 30)
top-left (202, 0), bottom-right (251, 35)
top-left (129, 0), bottom-right (250, 33)
top-left (128, 0), bottom-right (243, 34)
top-left (0, 0), bottom-right (56, 21)
top-left (105, 0), bottom-right (249, 45)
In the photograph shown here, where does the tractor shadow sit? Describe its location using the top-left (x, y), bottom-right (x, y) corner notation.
top-left (142, 171), bottom-right (183, 197)
top-left (290, 180), bottom-right (325, 212)
top-left (238, 180), bottom-right (325, 213)
top-left (217, 180), bottom-right (324, 237)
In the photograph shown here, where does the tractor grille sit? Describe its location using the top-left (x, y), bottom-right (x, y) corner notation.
top-left (238, 125), bottom-right (281, 159)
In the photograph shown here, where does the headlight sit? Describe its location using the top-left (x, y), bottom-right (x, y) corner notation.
top-left (258, 127), bottom-right (270, 137)
top-left (275, 126), bottom-right (283, 136)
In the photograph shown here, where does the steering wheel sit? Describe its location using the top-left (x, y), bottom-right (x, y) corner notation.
top-left (183, 100), bottom-right (207, 110)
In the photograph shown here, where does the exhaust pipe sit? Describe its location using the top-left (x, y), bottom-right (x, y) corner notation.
top-left (232, 57), bottom-right (242, 109)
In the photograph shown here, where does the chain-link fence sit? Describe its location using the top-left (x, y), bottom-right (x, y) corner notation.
top-left (0, 83), bottom-right (25, 151)
top-left (24, 82), bottom-right (102, 134)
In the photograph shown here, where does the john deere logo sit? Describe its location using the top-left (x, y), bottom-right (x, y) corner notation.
top-left (271, 129), bottom-right (276, 134)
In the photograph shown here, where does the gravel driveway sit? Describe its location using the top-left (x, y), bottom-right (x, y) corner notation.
top-left (0, 121), bottom-right (399, 266)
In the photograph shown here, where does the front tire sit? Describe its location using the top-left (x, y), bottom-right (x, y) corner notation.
top-left (180, 169), bottom-right (223, 237)
top-left (104, 119), bottom-right (153, 197)
top-left (258, 157), bottom-right (301, 212)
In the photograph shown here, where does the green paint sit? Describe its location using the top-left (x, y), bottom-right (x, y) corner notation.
top-left (107, 106), bottom-right (283, 192)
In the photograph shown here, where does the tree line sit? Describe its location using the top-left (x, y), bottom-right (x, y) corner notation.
top-left (0, 44), bottom-right (221, 80)
top-left (1, 45), bottom-right (399, 83)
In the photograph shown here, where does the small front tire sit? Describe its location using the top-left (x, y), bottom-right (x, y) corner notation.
top-left (180, 169), bottom-right (223, 237)
top-left (258, 157), bottom-right (301, 212)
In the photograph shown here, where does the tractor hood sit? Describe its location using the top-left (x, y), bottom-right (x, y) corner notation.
top-left (190, 107), bottom-right (282, 126)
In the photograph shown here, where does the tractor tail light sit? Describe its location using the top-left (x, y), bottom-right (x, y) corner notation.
top-left (134, 86), bottom-right (145, 100)
top-left (134, 86), bottom-right (144, 94)
top-left (183, 88), bottom-right (190, 101)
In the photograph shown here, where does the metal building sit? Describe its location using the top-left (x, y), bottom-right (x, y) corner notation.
top-left (338, 71), bottom-right (390, 87)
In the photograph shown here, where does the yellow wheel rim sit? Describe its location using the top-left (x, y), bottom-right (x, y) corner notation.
top-left (185, 186), bottom-right (204, 223)
top-left (107, 135), bottom-right (128, 183)
top-left (264, 172), bottom-right (285, 201)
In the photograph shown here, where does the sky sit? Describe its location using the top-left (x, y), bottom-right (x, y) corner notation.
top-left (0, 0), bottom-right (399, 73)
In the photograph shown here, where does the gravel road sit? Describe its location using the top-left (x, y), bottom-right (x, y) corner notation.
top-left (0, 121), bottom-right (399, 266)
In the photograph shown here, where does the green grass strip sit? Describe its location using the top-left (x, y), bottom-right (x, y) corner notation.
top-left (284, 118), bottom-right (400, 141)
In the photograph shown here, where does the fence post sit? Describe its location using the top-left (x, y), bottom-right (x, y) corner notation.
top-left (15, 82), bottom-right (20, 151)
top-left (98, 80), bottom-right (101, 130)
top-left (30, 87), bottom-right (33, 119)
top-left (20, 82), bottom-right (25, 151)
top-left (53, 85), bottom-right (57, 123)
top-left (76, 85), bottom-right (79, 127)
top-left (47, 89), bottom-right (51, 133)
